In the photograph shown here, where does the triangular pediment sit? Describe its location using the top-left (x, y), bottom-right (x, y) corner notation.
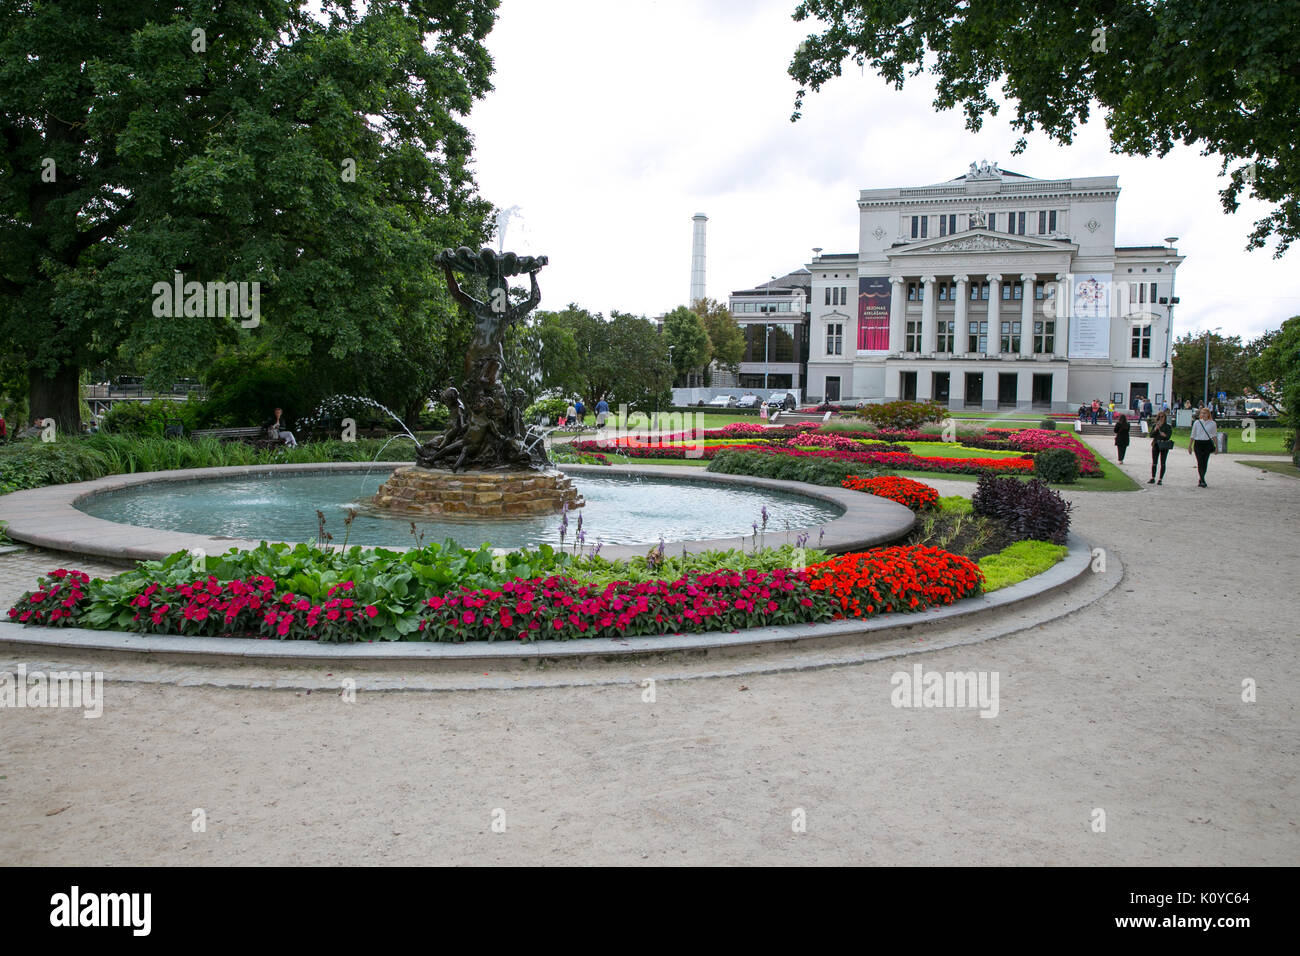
top-left (890, 230), bottom-right (1074, 256)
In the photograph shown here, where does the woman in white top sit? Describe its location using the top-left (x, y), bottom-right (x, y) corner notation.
top-left (1188, 407), bottom-right (1218, 487)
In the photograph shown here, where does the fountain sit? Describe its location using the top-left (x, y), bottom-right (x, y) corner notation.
top-left (372, 247), bottom-right (585, 518)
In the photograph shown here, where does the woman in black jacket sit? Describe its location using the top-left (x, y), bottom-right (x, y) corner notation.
top-left (1148, 410), bottom-right (1173, 484)
top-left (1113, 413), bottom-right (1131, 462)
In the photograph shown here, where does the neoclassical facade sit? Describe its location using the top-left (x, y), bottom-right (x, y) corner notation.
top-left (805, 164), bottom-right (1185, 411)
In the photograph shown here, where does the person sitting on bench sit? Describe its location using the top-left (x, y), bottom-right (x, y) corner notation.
top-left (264, 407), bottom-right (298, 447)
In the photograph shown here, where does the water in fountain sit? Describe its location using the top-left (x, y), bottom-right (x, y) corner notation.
top-left (296, 394), bottom-right (422, 445)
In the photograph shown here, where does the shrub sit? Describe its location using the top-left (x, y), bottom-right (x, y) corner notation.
top-left (707, 450), bottom-right (877, 485)
top-left (1033, 447), bottom-right (1080, 483)
top-left (99, 398), bottom-right (201, 437)
top-left (972, 476), bottom-right (1072, 544)
top-left (841, 475), bottom-right (939, 511)
top-left (856, 400), bottom-right (947, 431)
top-left (525, 397), bottom-right (571, 424)
top-left (1038, 418), bottom-right (1057, 430)
top-left (416, 403), bottom-right (450, 431)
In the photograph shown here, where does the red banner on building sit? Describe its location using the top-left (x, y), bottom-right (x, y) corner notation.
top-left (858, 276), bottom-right (890, 350)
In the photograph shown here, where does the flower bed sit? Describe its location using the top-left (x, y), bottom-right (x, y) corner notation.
top-left (806, 545), bottom-right (982, 618)
top-left (960, 428), bottom-right (1102, 477)
top-left (841, 475), bottom-right (940, 512)
top-left (8, 542), bottom-right (993, 642)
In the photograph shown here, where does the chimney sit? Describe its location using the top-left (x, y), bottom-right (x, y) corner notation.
top-left (690, 213), bottom-right (708, 305)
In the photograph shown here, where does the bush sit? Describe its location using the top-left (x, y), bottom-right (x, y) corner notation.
top-left (972, 476), bottom-right (1072, 544)
top-left (706, 449), bottom-right (877, 486)
top-left (1033, 447), bottom-right (1080, 483)
top-left (525, 397), bottom-right (570, 424)
top-left (416, 403), bottom-right (449, 431)
top-left (99, 398), bottom-right (201, 437)
top-left (1038, 418), bottom-right (1057, 430)
top-left (856, 400), bottom-right (947, 431)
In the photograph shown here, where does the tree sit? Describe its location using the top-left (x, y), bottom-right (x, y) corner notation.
top-left (1247, 316), bottom-right (1300, 460)
top-left (527, 306), bottom-right (672, 413)
top-left (1171, 332), bottom-right (1248, 403)
top-left (0, 0), bottom-right (496, 432)
top-left (661, 306), bottom-right (711, 385)
top-left (693, 297), bottom-right (744, 382)
top-left (788, 1), bottom-right (1300, 255)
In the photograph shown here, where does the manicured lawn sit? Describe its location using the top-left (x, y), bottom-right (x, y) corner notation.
top-left (601, 454), bottom-right (709, 467)
top-left (578, 411), bottom-right (762, 430)
top-left (979, 541), bottom-right (1069, 592)
top-left (1235, 458), bottom-right (1300, 479)
top-left (899, 441), bottom-right (1029, 460)
top-left (1170, 426), bottom-right (1292, 455)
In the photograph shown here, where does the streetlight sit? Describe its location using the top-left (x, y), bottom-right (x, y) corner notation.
top-left (1202, 326), bottom-right (1221, 409)
top-left (1158, 236), bottom-right (1179, 407)
top-left (656, 344), bottom-right (675, 432)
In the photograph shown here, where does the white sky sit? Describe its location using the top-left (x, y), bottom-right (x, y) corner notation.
top-left (465, 0), bottom-right (1298, 342)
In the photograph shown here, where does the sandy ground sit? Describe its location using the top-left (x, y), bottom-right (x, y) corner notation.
top-left (1, 436), bottom-right (1297, 865)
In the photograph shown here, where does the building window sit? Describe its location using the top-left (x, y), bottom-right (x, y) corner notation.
top-left (1049, 210), bottom-right (1057, 232)
top-left (907, 282), bottom-right (917, 301)
top-left (939, 215), bottom-right (948, 237)
top-left (938, 282), bottom-right (948, 301)
top-left (987, 212), bottom-right (996, 231)
top-left (1038, 210), bottom-right (1047, 234)
top-left (911, 216), bottom-right (919, 239)
top-left (1000, 320), bottom-right (1021, 353)
top-left (939, 213), bottom-right (957, 236)
top-left (936, 319), bottom-right (955, 352)
top-left (911, 216), bottom-right (928, 238)
top-left (1131, 323), bottom-right (1152, 358)
top-left (1017, 211), bottom-right (1026, 234)
top-left (1034, 320), bottom-right (1055, 354)
top-left (1001, 282), bottom-right (1012, 300)
top-left (841, 286), bottom-right (848, 305)
top-left (1013, 281), bottom-right (1023, 300)
top-left (905, 319), bottom-right (922, 353)
top-left (1150, 282), bottom-right (1157, 304)
top-left (968, 320), bottom-right (988, 353)
top-left (824, 287), bottom-right (831, 306)
top-left (1034, 281), bottom-right (1045, 300)
top-left (826, 323), bottom-right (843, 356)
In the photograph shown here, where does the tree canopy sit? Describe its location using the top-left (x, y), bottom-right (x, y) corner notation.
top-left (661, 305), bottom-right (711, 384)
top-left (0, 0), bottom-right (498, 430)
top-left (788, 0), bottom-right (1300, 255)
top-left (693, 297), bottom-right (745, 381)
top-left (1246, 316), bottom-right (1300, 458)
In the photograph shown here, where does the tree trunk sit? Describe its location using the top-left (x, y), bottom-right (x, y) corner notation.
top-left (29, 364), bottom-right (82, 437)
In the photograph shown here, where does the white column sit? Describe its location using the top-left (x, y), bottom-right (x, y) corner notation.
top-left (953, 274), bottom-right (969, 357)
top-left (1053, 272), bottom-right (1068, 357)
top-left (888, 276), bottom-right (905, 354)
top-left (1020, 273), bottom-right (1036, 357)
top-left (986, 274), bottom-right (1001, 355)
top-left (921, 275), bottom-right (936, 355)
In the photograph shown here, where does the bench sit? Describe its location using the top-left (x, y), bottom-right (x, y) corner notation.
top-left (191, 427), bottom-right (266, 442)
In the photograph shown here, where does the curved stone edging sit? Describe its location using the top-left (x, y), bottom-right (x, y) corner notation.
top-left (0, 461), bottom-right (913, 564)
top-left (0, 536), bottom-right (1095, 665)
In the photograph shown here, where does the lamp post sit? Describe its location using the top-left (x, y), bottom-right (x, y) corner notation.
top-left (1202, 326), bottom-right (1221, 408)
top-left (763, 323), bottom-right (772, 390)
top-left (1158, 236), bottom-right (1179, 407)
top-left (656, 344), bottom-right (675, 432)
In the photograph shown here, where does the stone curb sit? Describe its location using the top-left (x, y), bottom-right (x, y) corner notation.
top-left (0, 462), bottom-right (914, 564)
top-left (0, 536), bottom-right (1093, 665)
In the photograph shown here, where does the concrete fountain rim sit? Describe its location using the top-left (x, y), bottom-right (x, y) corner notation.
top-left (0, 461), bottom-right (915, 564)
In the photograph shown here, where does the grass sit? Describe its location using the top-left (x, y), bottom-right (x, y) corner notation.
top-left (1235, 458), bottom-right (1300, 479)
top-left (602, 454), bottom-right (709, 467)
top-left (579, 411), bottom-right (761, 430)
top-left (979, 541), bottom-right (1069, 592)
top-left (1170, 426), bottom-right (1292, 455)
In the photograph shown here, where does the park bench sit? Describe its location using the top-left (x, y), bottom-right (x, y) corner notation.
top-left (191, 426), bottom-right (266, 442)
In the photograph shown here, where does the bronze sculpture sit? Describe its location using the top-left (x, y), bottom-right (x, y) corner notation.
top-left (416, 247), bottom-right (550, 472)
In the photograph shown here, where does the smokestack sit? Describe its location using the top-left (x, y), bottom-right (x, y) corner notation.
top-left (690, 213), bottom-right (707, 305)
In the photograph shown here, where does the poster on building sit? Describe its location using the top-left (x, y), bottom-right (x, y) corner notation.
top-left (1068, 272), bottom-right (1111, 358)
top-left (858, 276), bottom-right (890, 350)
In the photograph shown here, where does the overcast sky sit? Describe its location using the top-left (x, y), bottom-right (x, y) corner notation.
top-left (465, 0), bottom-right (1297, 342)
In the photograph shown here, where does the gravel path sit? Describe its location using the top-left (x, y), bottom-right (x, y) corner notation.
top-left (1, 435), bottom-right (1296, 865)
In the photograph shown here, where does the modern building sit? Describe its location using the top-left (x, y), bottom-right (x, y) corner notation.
top-left (804, 162), bottom-right (1184, 411)
top-left (727, 269), bottom-right (811, 394)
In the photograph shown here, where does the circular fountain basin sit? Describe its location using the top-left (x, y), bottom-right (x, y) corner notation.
top-left (75, 469), bottom-right (841, 549)
top-left (0, 463), bottom-right (917, 562)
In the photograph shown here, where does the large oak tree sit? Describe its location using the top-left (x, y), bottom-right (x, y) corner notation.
top-left (1, 0), bottom-right (496, 431)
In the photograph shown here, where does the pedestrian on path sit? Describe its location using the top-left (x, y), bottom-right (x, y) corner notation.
top-left (1189, 407), bottom-right (1218, 488)
top-left (1148, 410), bottom-right (1173, 485)
top-left (1114, 414), bottom-right (1131, 462)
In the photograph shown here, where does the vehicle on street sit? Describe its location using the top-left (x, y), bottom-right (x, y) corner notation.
top-left (707, 394), bottom-right (738, 408)
top-left (735, 393), bottom-right (759, 408)
top-left (765, 391), bottom-right (796, 411)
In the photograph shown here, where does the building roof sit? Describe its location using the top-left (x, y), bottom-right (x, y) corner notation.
top-left (731, 268), bottom-right (811, 296)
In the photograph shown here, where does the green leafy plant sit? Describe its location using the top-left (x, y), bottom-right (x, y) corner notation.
top-left (1033, 447), bottom-right (1080, 484)
top-left (855, 400), bottom-right (947, 431)
top-left (979, 541), bottom-right (1069, 592)
top-left (707, 449), bottom-right (878, 485)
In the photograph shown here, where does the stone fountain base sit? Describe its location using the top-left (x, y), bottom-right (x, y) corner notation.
top-left (372, 466), bottom-right (584, 517)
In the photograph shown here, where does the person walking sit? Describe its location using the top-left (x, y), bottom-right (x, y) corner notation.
top-left (1090, 398), bottom-right (1100, 425)
top-left (1113, 413), bottom-right (1131, 463)
top-left (595, 397), bottom-right (609, 429)
top-left (1148, 410), bottom-right (1173, 485)
top-left (1189, 407), bottom-right (1218, 487)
